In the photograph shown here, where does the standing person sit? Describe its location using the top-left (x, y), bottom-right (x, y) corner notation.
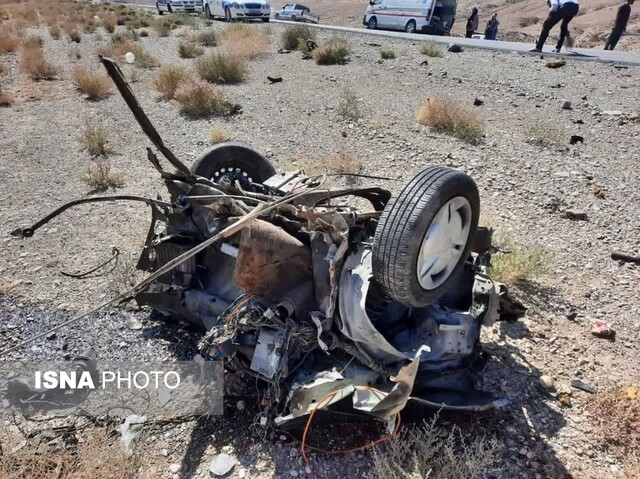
top-left (605, 0), bottom-right (634, 50)
top-left (484, 13), bottom-right (500, 40)
top-left (466, 8), bottom-right (479, 38)
top-left (531, 0), bottom-right (580, 53)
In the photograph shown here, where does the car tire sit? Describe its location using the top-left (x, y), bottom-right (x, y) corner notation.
top-left (372, 166), bottom-right (480, 307)
top-left (156, 3), bottom-right (163, 15)
top-left (205, 4), bottom-right (212, 19)
top-left (275, 13), bottom-right (280, 19)
top-left (191, 143), bottom-right (276, 187)
top-left (262, 18), bottom-right (270, 22)
top-left (367, 17), bottom-right (377, 29)
top-left (405, 20), bottom-right (416, 33)
top-left (167, 4), bottom-right (173, 13)
top-left (224, 6), bottom-right (232, 22)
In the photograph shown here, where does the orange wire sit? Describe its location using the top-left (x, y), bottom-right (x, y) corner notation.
top-left (300, 386), bottom-right (402, 474)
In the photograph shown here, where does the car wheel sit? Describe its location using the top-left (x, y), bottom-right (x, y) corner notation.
top-left (372, 166), bottom-right (480, 307)
top-left (275, 13), bottom-right (280, 19)
top-left (205, 4), bottom-right (212, 19)
top-left (167, 4), bottom-right (173, 13)
top-left (224, 6), bottom-right (232, 22)
top-left (405, 20), bottom-right (416, 33)
top-left (262, 17), bottom-right (270, 22)
top-left (191, 143), bottom-right (276, 189)
top-left (156, 3), bottom-right (163, 15)
top-left (367, 17), bottom-right (377, 29)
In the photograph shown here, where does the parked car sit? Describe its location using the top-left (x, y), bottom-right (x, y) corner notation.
top-left (156, 0), bottom-right (203, 15)
top-left (274, 3), bottom-right (319, 23)
top-left (203, 0), bottom-right (271, 22)
top-left (363, 0), bottom-right (456, 35)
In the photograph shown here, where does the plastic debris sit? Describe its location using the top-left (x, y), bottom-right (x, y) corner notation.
top-left (116, 414), bottom-right (146, 454)
top-left (591, 319), bottom-right (614, 339)
top-left (124, 52), bottom-right (136, 64)
top-left (209, 453), bottom-right (237, 477)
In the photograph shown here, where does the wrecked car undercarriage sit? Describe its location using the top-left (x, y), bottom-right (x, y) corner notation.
top-left (10, 57), bottom-right (525, 428)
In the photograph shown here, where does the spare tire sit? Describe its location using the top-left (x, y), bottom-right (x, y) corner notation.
top-left (372, 166), bottom-right (479, 307)
top-left (191, 143), bottom-right (276, 188)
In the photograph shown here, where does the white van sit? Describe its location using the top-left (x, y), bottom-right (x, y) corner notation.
top-left (363, 0), bottom-right (457, 35)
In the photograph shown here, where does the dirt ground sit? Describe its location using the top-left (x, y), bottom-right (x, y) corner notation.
top-left (1, 12), bottom-right (640, 479)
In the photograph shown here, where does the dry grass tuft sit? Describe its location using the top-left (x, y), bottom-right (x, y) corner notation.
top-left (152, 18), bottom-right (172, 37)
top-left (488, 232), bottom-right (549, 283)
top-left (73, 68), bottom-right (112, 100)
top-left (524, 120), bottom-right (564, 146)
top-left (0, 62), bottom-right (6, 76)
top-left (195, 50), bottom-right (247, 85)
top-left (23, 34), bottom-right (43, 48)
top-left (337, 87), bottom-right (362, 120)
top-left (368, 415), bottom-right (499, 479)
top-left (209, 125), bottom-right (230, 144)
top-left (587, 385), bottom-right (640, 459)
top-left (222, 24), bottom-right (270, 59)
top-left (114, 42), bottom-right (159, 68)
top-left (67, 28), bottom-right (81, 43)
top-left (48, 24), bottom-right (61, 39)
top-left (101, 12), bottom-right (117, 33)
top-left (0, 32), bottom-right (20, 53)
top-left (420, 41), bottom-right (443, 57)
top-left (153, 64), bottom-right (188, 99)
top-left (197, 30), bottom-right (217, 47)
top-left (322, 152), bottom-right (362, 175)
top-left (417, 98), bottom-right (484, 143)
top-left (380, 48), bottom-right (396, 59)
top-left (84, 159), bottom-right (125, 190)
top-left (80, 120), bottom-right (111, 156)
top-left (314, 38), bottom-right (350, 65)
top-left (178, 40), bottom-right (204, 58)
top-left (21, 46), bottom-right (60, 80)
top-left (281, 24), bottom-right (315, 50)
top-left (0, 86), bottom-right (12, 107)
top-left (174, 80), bottom-right (232, 117)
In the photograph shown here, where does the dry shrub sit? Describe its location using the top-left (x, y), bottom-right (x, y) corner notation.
top-left (524, 120), bottom-right (564, 146)
top-left (48, 24), bottom-right (61, 39)
top-left (139, 29), bottom-right (149, 37)
top-left (174, 80), bottom-right (232, 117)
top-left (487, 232), bottom-right (548, 283)
top-left (380, 48), bottom-right (396, 59)
top-left (0, 86), bottom-right (12, 107)
top-left (417, 98), bottom-right (484, 143)
top-left (519, 16), bottom-right (540, 27)
top-left (197, 30), bottom-right (217, 47)
top-left (368, 416), bottom-right (499, 479)
top-left (80, 120), bottom-right (111, 156)
top-left (222, 24), bottom-right (270, 59)
top-left (195, 50), bottom-right (247, 85)
top-left (178, 40), bottom-right (204, 58)
top-left (314, 38), bottom-right (350, 65)
top-left (281, 24), bottom-right (315, 50)
top-left (73, 68), bottom-right (112, 100)
top-left (0, 62), bottom-right (6, 76)
top-left (587, 385), bottom-right (640, 459)
top-left (337, 88), bottom-right (362, 120)
top-left (322, 152), bottom-right (362, 175)
top-left (102, 12), bottom-right (117, 33)
top-left (23, 34), bottom-right (43, 48)
top-left (420, 41), bottom-right (443, 57)
top-left (0, 448), bottom-right (73, 479)
top-left (152, 18), bottom-right (171, 37)
top-left (153, 64), bottom-right (188, 99)
top-left (174, 26), bottom-right (196, 38)
top-left (21, 46), bottom-right (60, 80)
top-left (84, 159), bottom-right (125, 190)
top-left (0, 32), bottom-right (20, 53)
top-left (114, 42), bottom-right (158, 68)
top-left (209, 125), bottom-right (230, 144)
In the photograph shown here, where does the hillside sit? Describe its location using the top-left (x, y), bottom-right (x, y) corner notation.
top-left (272, 0), bottom-right (640, 51)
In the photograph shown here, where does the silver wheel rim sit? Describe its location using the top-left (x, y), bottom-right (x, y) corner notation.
top-left (416, 196), bottom-right (472, 290)
top-left (407, 23), bottom-right (415, 33)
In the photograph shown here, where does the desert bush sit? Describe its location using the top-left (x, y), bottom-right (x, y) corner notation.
top-left (337, 88), bottom-right (362, 120)
top-left (368, 415), bottom-right (499, 479)
top-left (21, 46), bottom-right (60, 80)
top-left (195, 50), bottom-right (247, 84)
top-left (153, 18), bottom-right (172, 37)
top-left (153, 64), bottom-right (188, 99)
top-left (178, 40), bottom-right (204, 58)
top-left (139, 28), bottom-right (149, 37)
top-left (84, 159), bottom-right (125, 190)
top-left (114, 42), bottom-right (159, 68)
top-left (48, 24), bottom-right (61, 39)
top-left (174, 26), bottom-right (196, 38)
top-left (314, 38), bottom-right (350, 65)
top-left (102, 12), bottom-right (117, 32)
top-left (197, 30), bottom-right (217, 47)
top-left (487, 233), bottom-right (549, 283)
top-left (420, 41), bottom-right (443, 57)
top-left (80, 120), bottom-right (111, 156)
top-left (0, 87), bottom-right (12, 107)
top-left (417, 98), bottom-right (484, 143)
top-left (322, 152), bottom-right (362, 175)
top-left (519, 16), bottom-right (540, 27)
top-left (174, 80), bottom-right (232, 117)
top-left (223, 25), bottom-right (270, 59)
top-left (0, 63), bottom-right (5, 76)
top-left (281, 24), bottom-right (315, 50)
top-left (23, 34), bottom-right (43, 48)
top-left (380, 48), bottom-right (396, 59)
top-left (73, 68), bottom-right (112, 100)
top-left (0, 32), bottom-right (20, 53)
top-left (209, 125), bottom-right (230, 144)
top-left (524, 120), bottom-right (564, 146)
top-left (68, 28), bottom-right (81, 43)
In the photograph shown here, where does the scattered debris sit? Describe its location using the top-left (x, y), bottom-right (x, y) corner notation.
top-left (116, 414), bottom-right (146, 455)
top-left (209, 453), bottom-right (237, 477)
top-left (267, 75), bottom-right (282, 84)
top-left (546, 59), bottom-right (566, 69)
top-left (571, 379), bottom-right (598, 394)
top-left (558, 392), bottom-right (572, 407)
top-left (447, 43), bottom-right (463, 53)
top-left (367, 42), bottom-right (382, 47)
top-left (277, 48), bottom-right (291, 54)
top-left (420, 60), bottom-right (429, 66)
top-left (591, 319), bottom-right (615, 339)
top-left (565, 308), bottom-right (578, 321)
top-left (593, 186), bottom-right (606, 199)
top-left (565, 208), bottom-right (588, 221)
top-left (611, 251), bottom-right (640, 265)
top-left (569, 135), bottom-right (583, 145)
top-left (473, 98), bottom-right (484, 106)
top-left (572, 119), bottom-right (584, 124)
top-left (561, 100), bottom-right (573, 110)
top-left (539, 375), bottom-right (555, 390)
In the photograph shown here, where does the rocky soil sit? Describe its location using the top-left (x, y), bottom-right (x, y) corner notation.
top-left (1, 16), bottom-right (639, 479)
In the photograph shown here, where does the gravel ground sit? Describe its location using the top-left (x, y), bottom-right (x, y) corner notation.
top-left (1, 17), bottom-right (639, 478)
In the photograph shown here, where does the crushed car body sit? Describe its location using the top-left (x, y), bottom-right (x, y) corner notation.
top-left (10, 57), bottom-right (525, 428)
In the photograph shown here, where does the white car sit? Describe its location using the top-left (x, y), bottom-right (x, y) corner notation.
top-left (274, 3), bottom-right (319, 23)
top-left (364, 0), bottom-right (456, 35)
top-left (156, 0), bottom-right (203, 14)
top-left (203, 0), bottom-right (271, 22)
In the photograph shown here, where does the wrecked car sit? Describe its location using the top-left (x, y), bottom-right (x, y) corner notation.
top-left (11, 57), bottom-right (523, 428)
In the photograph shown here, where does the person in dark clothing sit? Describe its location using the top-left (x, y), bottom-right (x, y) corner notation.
top-left (531, 0), bottom-right (580, 52)
top-left (466, 8), bottom-right (479, 38)
top-left (605, 0), bottom-right (634, 50)
top-left (484, 13), bottom-right (500, 40)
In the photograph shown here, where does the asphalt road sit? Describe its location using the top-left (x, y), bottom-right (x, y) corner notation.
top-left (117, 0), bottom-right (640, 65)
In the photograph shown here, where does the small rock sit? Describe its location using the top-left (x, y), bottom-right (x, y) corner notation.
top-left (565, 209), bottom-right (587, 221)
top-left (46, 332), bottom-right (57, 340)
top-left (519, 447), bottom-right (528, 456)
top-left (267, 75), bottom-right (283, 84)
top-left (236, 400), bottom-right (246, 411)
top-left (539, 375), bottom-right (555, 390)
top-left (447, 43), bottom-right (463, 53)
top-left (289, 470), bottom-right (299, 477)
top-left (561, 100), bottom-right (573, 110)
top-left (569, 135), bottom-right (584, 145)
top-left (127, 318), bottom-right (143, 331)
top-left (169, 464), bottom-right (181, 474)
top-left (473, 98), bottom-right (484, 106)
top-left (209, 453), bottom-right (237, 477)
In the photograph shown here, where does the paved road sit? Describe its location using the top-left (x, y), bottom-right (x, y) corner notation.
top-left (117, 0), bottom-right (640, 66)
